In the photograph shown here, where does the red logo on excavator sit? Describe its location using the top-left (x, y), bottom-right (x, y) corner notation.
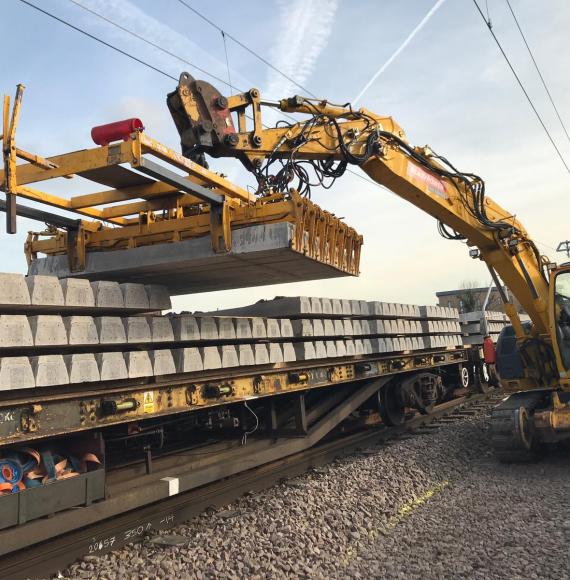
top-left (406, 163), bottom-right (447, 199)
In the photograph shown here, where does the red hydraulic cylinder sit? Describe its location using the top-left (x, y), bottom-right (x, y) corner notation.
top-left (91, 118), bottom-right (144, 146)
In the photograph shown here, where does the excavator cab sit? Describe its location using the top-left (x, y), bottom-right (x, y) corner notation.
top-left (552, 268), bottom-right (570, 372)
top-left (491, 265), bottom-right (570, 460)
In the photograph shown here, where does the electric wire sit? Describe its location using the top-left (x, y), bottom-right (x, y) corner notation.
top-left (534, 238), bottom-right (557, 252)
top-left (485, 0), bottom-right (492, 27)
top-left (60, 0), bottom-right (321, 138)
top-left (472, 0), bottom-right (570, 174)
top-left (24, 0), bottom-right (267, 133)
top-left (241, 401), bottom-right (259, 446)
top-left (19, 0), bottom-right (178, 82)
top-left (64, 0), bottom-right (296, 130)
top-left (63, 0), bottom-right (391, 197)
top-left (66, 0), bottom-right (237, 90)
top-left (504, 0), bottom-right (570, 144)
top-left (174, 0), bottom-right (319, 98)
top-left (17, 0), bottom-right (308, 171)
top-left (221, 30), bottom-right (234, 92)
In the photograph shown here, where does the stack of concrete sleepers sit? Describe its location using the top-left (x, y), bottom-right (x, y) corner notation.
top-left (0, 273), bottom-right (170, 390)
top-left (0, 274), bottom-right (304, 391)
top-left (28, 222), bottom-right (358, 295)
top-left (207, 295), bottom-right (463, 359)
top-left (459, 310), bottom-right (509, 345)
top-left (0, 280), bottom-right (464, 392)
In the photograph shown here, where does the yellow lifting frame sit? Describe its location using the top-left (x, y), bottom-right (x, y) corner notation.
top-left (1, 85), bottom-right (362, 277)
top-left (0, 85), bottom-right (255, 262)
top-left (0, 85), bottom-right (255, 229)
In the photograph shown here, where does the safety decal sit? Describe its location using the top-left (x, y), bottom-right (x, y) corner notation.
top-left (143, 391), bottom-right (155, 414)
top-left (406, 162), bottom-right (447, 199)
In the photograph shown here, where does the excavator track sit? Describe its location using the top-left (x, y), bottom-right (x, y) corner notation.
top-left (490, 390), bottom-right (548, 462)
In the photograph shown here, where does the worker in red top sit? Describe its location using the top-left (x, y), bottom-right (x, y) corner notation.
top-left (483, 335), bottom-right (497, 365)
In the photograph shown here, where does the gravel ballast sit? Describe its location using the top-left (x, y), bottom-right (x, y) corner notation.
top-left (64, 407), bottom-right (570, 579)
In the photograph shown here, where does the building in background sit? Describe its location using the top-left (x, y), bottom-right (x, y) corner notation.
top-left (436, 286), bottom-right (524, 314)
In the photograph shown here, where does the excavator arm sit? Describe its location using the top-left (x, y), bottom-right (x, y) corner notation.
top-left (167, 73), bottom-right (553, 359)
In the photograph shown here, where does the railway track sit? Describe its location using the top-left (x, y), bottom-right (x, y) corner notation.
top-left (0, 389), bottom-right (502, 580)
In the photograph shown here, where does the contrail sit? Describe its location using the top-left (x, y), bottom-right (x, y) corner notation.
top-left (352, 0), bottom-right (447, 106)
top-left (265, 0), bottom-right (340, 99)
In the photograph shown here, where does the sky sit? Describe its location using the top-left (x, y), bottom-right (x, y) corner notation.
top-left (2, 0), bottom-right (570, 313)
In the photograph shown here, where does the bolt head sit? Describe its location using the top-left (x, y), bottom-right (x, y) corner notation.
top-left (215, 96), bottom-right (228, 109)
top-left (224, 133), bottom-right (239, 146)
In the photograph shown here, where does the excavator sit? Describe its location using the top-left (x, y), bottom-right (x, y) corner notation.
top-left (165, 73), bottom-right (570, 462)
top-left (2, 73), bottom-right (569, 461)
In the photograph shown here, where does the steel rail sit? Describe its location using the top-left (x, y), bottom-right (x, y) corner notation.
top-left (0, 391), bottom-right (499, 580)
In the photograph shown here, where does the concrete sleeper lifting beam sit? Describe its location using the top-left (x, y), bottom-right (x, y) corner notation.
top-left (28, 223), bottom-right (355, 295)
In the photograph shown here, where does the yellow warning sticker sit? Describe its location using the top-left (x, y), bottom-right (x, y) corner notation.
top-left (143, 391), bottom-right (155, 413)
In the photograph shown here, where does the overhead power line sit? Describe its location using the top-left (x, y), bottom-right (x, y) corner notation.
top-left (472, 0), bottom-right (570, 174)
top-left (66, 0), bottom-right (237, 90)
top-left (220, 30), bottom-right (234, 92)
top-left (64, 0), bottom-right (298, 132)
top-left (18, 0), bottom-right (177, 82)
top-left (504, 0), bottom-right (570, 144)
top-left (174, 0), bottom-right (319, 98)
top-left (20, 0), bottom-right (268, 127)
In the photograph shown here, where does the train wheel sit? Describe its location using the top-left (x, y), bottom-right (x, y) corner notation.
top-left (378, 381), bottom-right (406, 426)
top-left (460, 366), bottom-right (471, 389)
top-left (465, 362), bottom-right (491, 394)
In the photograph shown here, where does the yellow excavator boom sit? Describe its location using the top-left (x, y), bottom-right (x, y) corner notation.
top-left (167, 73), bottom-right (552, 345)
